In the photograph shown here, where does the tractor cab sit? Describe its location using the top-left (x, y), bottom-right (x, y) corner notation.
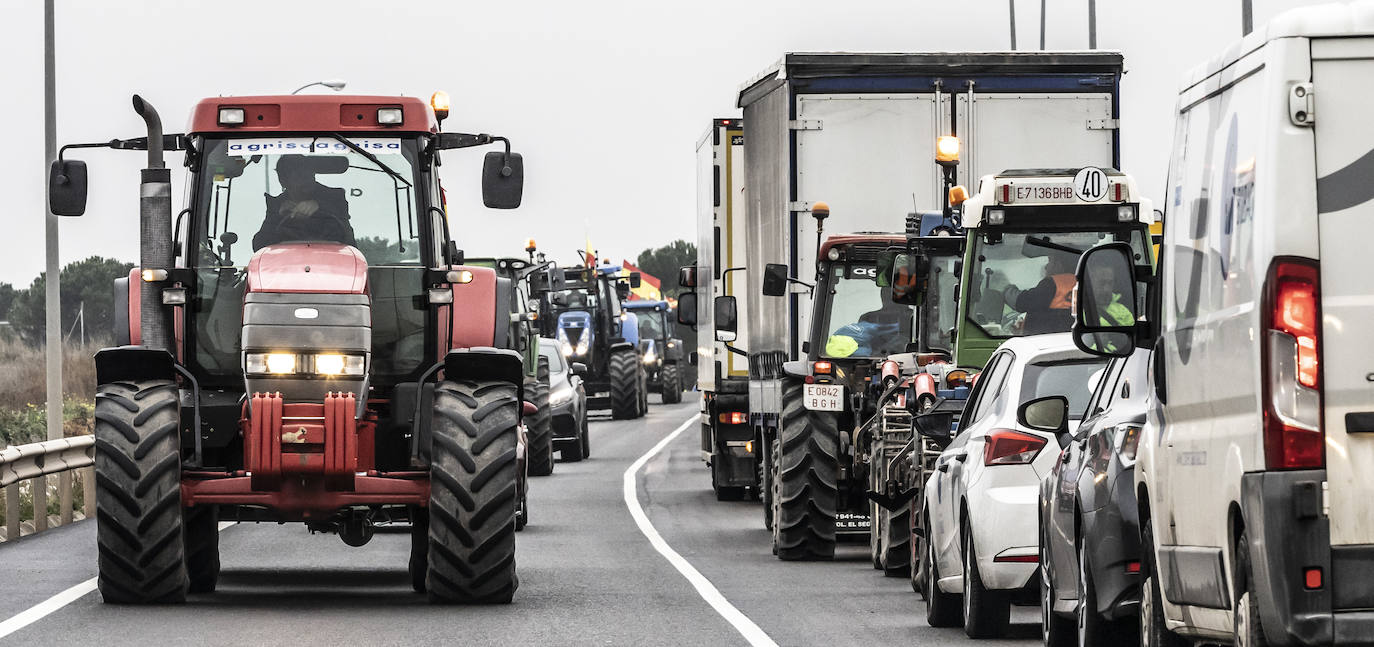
top-left (536, 265), bottom-right (647, 419)
top-left (623, 299), bottom-right (686, 403)
top-left (951, 168), bottom-right (1155, 370)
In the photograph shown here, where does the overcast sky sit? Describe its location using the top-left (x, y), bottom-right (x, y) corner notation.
top-left (0, 0), bottom-right (1327, 287)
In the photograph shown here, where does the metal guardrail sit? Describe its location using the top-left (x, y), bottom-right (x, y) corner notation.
top-left (0, 436), bottom-right (95, 542)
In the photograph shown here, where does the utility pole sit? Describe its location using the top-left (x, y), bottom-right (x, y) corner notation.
top-left (1040, 0), bottom-right (1047, 50)
top-left (44, 0), bottom-right (62, 443)
top-left (1008, 0), bottom-right (1018, 50)
top-left (1241, 0), bottom-right (1254, 35)
top-left (1088, 0), bottom-right (1097, 49)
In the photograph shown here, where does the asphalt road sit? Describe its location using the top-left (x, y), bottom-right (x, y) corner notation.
top-left (0, 399), bottom-right (1038, 646)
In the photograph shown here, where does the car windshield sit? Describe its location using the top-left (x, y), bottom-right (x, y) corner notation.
top-left (194, 136), bottom-right (423, 268)
top-left (1019, 359), bottom-right (1111, 419)
top-left (820, 264), bottom-right (914, 359)
top-left (637, 310), bottom-right (666, 340)
top-left (965, 228), bottom-right (1148, 339)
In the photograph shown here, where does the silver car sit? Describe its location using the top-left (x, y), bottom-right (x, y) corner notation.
top-left (540, 338), bottom-right (589, 461)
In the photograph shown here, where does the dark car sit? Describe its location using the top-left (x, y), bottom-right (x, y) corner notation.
top-left (1038, 347), bottom-right (1151, 646)
top-left (540, 338), bottom-right (589, 461)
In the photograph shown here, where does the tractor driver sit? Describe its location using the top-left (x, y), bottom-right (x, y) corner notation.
top-left (825, 286), bottom-right (910, 357)
top-left (253, 155), bottom-right (357, 250)
top-left (1000, 252), bottom-right (1076, 335)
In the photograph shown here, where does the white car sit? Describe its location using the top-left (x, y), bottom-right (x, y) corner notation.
top-left (916, 333), bottom-right (1107, 639)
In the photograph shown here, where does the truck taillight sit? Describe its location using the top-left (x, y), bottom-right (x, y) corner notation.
top-left (984, 429), bottom-right (1046, 466)
top-left (718, 411), bottom-right (747, 425)
top-left (1262, 258), bottom-right (1323, 470)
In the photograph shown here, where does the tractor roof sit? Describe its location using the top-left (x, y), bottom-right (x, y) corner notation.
top-left (818, 234), bottom-right (906, 260)
top-left (189, 95), bottom-right (439, 134)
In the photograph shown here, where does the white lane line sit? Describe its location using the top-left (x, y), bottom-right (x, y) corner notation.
top-left (623, 415), bottom-right (778, 647)
top-left (0, 521), bottom-right (238, 639)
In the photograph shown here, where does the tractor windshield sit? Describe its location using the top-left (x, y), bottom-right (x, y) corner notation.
top-left (636, 310), bottom-right (666, 341)
top-left (965, 227), bottom-right (1149, 339)
top-left (193, 136), bottom-right (424, 268)
top-left (818, 264), bottom-right (913, 359)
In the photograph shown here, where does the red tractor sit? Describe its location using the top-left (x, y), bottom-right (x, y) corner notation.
top-left (49, 93), bottom-right (528, 604)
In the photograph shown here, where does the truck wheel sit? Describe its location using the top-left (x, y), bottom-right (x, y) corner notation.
top-left (774, 382), bottom-right (837, 561)
top-left (711, 460), bottom-right (746, 501)
top-left (661, 363), bottom-right (682, 404)
top-left (426, 379), bottom-right (520, 604)
top-left (962, 521), bottom-right (1011, 638)
top-left (881, 502), bottom-right (912, 577)
top-left (1233, 530), bottom-right (1267, 647)
top-left (93, 379), bottom-right (189, 604)
top-left (184, 505), bottom-right (220, 594)
top-left (923, 514), bottom-right (962, 627)
top-left (609, 349), bottom-right (641, 420)
top-left (526, 360), bottom-right (555, 477)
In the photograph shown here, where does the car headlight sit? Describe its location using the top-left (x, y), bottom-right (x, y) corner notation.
top-left (550, 387), bottom-right (574, 406)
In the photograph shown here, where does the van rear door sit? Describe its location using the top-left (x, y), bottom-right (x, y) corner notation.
top-left (1313, 37), bottom-right (1374, 546)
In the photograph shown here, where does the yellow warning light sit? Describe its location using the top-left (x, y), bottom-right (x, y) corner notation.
top-left (811, 201), bottom-right (831, 219)
top-left (936, 136), bottom-right (960, 164)
top-left (430, 91), bottom-right (451, 122)
top-left (949, 185), bottom-right (969, 206)
top-left (525, 238), bottom-right (537, 253)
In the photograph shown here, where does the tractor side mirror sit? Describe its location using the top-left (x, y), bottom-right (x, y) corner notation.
top-left (444, 240), bottom-right (463, 266)
top-left (678, 266), bottom-right (697, 288)
top-left (49, 159), bottom-right (88, 217)
top-left (482, 151), bottom-right (524, 209)
top-left (762, 263), bottom-right (788, 297)
top-left (629, 272), bottom-right (642, 288)
top-left (714, 295), bottom-right (737, 342)
top-left (616, 281), bottom-right (630, 300)
top-left (677, 292), bottom-right (697, 328)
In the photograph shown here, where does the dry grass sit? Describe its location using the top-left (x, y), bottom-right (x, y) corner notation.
top-left (0, 338), bottom-right (98, 446)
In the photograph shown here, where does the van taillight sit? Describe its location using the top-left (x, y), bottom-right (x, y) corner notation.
top-left (1262, 258), bottom-right (1323, 470)
top-left (984, 429), bottom-right (1047, 465)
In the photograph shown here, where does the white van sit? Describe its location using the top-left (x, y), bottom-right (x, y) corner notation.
top-left (1071, 3), bottom-right (1374, 645)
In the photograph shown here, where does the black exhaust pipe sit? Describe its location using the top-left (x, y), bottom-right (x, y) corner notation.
top-left (132, 95), bottom-right (174, 353)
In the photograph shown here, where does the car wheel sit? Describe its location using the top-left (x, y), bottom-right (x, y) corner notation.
top-left (1077, 539), bottom-right (1111, 646)
top-left (1233, 530), bottom-right (1267, 647)
top-left (1140, 517), bottom-right (1188, 647)
top-left (1041, 523), bottom-right (1073, 646)
top-left (923, 515), bottom-right (962, 627)
top-left (962, 521), bottom-right (1010, 638)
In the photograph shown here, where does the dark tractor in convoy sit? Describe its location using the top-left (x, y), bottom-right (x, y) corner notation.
top-left (51, 92), bottom-right (529, 603)
top-left (537, 265), bottom-right (647, 420)
top-left (756, 224), bottom-right (962, 566)
top-left (623, 300), bottom-right (686, 404)
top-left (468, 257), bottom-right (562, 478)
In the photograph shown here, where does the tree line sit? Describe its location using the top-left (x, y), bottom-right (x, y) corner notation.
top-left (0, 256), bottom-right (134, 345)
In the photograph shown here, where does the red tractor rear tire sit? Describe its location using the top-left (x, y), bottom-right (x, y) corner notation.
top-left (93, 379), bottom-right (190, 604)
top-left (426, 379), bottom-right (520, 604)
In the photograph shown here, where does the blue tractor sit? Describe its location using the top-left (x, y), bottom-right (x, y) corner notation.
top-left (623, 300), bottom-right (686, 404)
top-left (537, 265), bottom-right (647, 419)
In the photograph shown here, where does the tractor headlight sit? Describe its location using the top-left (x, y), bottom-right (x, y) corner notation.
top-left (314, 354), bottom-right (365, 376)
top-left (643, 348), bottom-right (657, 364)
top-left (575, 341), bottom-right (588, 356)
top-left (246, 352), bottom-right (298, 375)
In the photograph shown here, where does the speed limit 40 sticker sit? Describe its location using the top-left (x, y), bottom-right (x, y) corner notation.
top-left (1073, 167), bottom-right (1109, 202)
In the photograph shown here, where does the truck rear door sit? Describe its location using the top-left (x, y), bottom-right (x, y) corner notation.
top-left (955, 92), bottom-right (1116, 181)
top-left (1313, 37), bottom-right (1374, 546)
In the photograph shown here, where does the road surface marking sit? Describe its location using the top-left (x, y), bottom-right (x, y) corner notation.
top-left (624, 414), bottom-right (778, 647)
top-left (0, 521), bottom-right (237, 639)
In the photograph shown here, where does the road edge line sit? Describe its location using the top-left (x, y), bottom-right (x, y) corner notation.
top-left (623, 414), bottom-right (778, 647)
top-left (0, 521), bottom-right (238, 639)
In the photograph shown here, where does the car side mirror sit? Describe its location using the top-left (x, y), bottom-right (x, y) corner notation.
top-left (762, 263), bottom-right (788, 297)
top-left (714, 295), bottom-right (737, 342)
top-left (481, 151), bottom-right (524, 209)
top-left (629, 272), bottom-right (642, 288)
top-left (1017, 395), bottom-right (1069, 435)
top-left (1071, 242), bottom-right (1140, 358)
top-left (571, 362), bottom-right (588, 376)
top-left (677, 292), bottom-right (698, 328)
top-left (914, 411), bottom-right (954, 449)
top-left (678, 266), bottom-right (697, 288)
top-left (49, 159), bottom-right (88, 217)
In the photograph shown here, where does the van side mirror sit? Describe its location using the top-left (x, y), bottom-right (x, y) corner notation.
top-left (677, 292), bottom-right (698, 328)
top-left (762, 263), bottom-right (788, 297)
top-left (678, 266), bottom-right (697, 288)
top-left (914, 411), bottom-right (954, 449)
top-left (49, 159), bottom-right (88, 217)
top-left (1071, 242), bottom-right (1140, 358)
top-left (482, 151), bottom-right (524, 209)
top-left (714, 295), bottom-right (737, 342)
top-left (1017, 395), bottom-right (1069, 435)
